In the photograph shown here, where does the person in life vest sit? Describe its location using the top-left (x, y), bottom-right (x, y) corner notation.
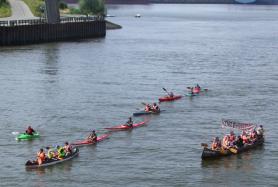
top-left (64, 142), bottom-right (73, 156)
top-left (256, 125), bottom-right (264, 137)
top-left (234, 136), bottom-right (244, 149)
top-left (241, 131), bottom-right (249, 144)
top-left (229, 131), bottom-right (236, 143)
top-left (87, 130), bottom-right (97, 143)
top-left (151, 103), bottom-right (160, 112)
top-left (169, 92), bottom-right (174, 98)
top-left (211, 137), bottom-right (221, 150)
top-left (46, 146), bottom-right (56, 160)
top-left (250, 130), bottom-right (258, 142)
top-left (222, 135), bottom-right (231, 149)
top-left (37, 148), bottom-right (46, 165)
top-left (56, 145), bottom-right (66, 159)
top-left (26, 126), bottom-right (36, 135)
top-left (125, 117), bottom-right (133, 128)
top-left (145, 104), bottom-right (151, 112)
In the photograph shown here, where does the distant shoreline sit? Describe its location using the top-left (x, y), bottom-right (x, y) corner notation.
top-left (65, 0), bottom-right (278, 5)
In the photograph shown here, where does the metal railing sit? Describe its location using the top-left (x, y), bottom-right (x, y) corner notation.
top-left (0, 16), bottom-right (104, 27)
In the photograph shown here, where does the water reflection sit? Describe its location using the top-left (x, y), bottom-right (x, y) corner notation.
top-left (25, 161), bottom-right (73, 175)
top-left (40, 44), bottom-right (60, 76)
top-left (201, 146), bottom-right (264, 170)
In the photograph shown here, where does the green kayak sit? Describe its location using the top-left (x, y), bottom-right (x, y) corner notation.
top-left (16, 132), bottom-right (40, 141)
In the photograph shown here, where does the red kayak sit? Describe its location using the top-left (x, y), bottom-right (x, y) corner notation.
top-left (158, 95), bottom-right (182, 102)
top-left (104, 121), bottom-right (147, 131)
top-left (71, 134), bottom-right (110, 147)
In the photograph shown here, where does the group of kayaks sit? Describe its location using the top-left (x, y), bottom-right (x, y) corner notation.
top-left (22, 86), bottom-right (207, 168)
top-left (20, 84), bottom-right (266, 169)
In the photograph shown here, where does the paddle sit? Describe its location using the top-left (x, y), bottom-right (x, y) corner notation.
top-left (162, 87), bottom-right (171, 96)
top-left (12, 132), bottom-right (20, 135)
top-left (141, 102), bottom-right (147, 106)
top-left (228, 147), bottom-right (238, 154)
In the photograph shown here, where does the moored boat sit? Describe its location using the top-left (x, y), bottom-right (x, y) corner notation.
top-left (71, 134), bottom-right (111, 147)
top-left (158, 95), bottom-right (182, 102)
top-left (25, 147), bottom-right (79, 168)
top-left (16, 132), bottom-right (40, 141)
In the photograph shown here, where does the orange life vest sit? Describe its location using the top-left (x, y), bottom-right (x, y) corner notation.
top-left (37, 152), bottom-right (46, 165)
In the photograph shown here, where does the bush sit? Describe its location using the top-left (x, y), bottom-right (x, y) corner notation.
top-left (0, 0), bottom-right (7, 6)
top-left (69, 7), bottom-right (81, 14)
top-left (59, 0), bottom-right (68, 10)
top-left (79, 0), bottom-right (105, 16)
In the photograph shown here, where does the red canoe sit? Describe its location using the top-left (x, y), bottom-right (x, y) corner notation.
top-left (158, 95), bottom-right (182, 102)
top-left (104, 121), bottom-right (147, 131)
top-left (71, 134), bottom-right (110, 147)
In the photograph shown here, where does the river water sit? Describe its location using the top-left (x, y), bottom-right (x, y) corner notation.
top-left (0, 4), bottom-right (278, 187)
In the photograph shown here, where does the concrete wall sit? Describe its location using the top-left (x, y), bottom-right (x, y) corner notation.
top-left (0, 21), bottom-right (106, 46)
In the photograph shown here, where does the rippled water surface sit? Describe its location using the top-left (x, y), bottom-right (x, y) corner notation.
top-left (0, 4), bottom-right (278, 187)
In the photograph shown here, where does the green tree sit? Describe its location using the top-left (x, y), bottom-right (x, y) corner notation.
top-left (0, 0), bottom-right (7, 6)
top-left (79, 0), bottom-right (105, 16)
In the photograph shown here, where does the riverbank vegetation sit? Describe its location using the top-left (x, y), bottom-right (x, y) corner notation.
top-left (22, 0), bottom-right (44, 17)
top-left (22, 0), bottom-right (104, 17)
top-left (0, 0), bottom-right (11, 18)
top-left (79, 0), bottom-right (105, 16)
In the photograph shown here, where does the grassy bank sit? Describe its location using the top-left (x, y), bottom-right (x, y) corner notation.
top-left (0, 2), bottom-right (11, 18)
top-left (22, 0), bottom-right (44, 17)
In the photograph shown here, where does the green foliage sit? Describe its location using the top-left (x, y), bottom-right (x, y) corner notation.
top-left (69, 7), bottom-right (81, 14)
top-left (59, 0), bottom-right (68, 10)
top-left (79, 0), bottom-right (105, 16)
top-left (0, 0), bottom-right (11, 18)
top-left (23, 0), bottom-right (44, 17)
top-left (0, 0), bottom-right (7, 6)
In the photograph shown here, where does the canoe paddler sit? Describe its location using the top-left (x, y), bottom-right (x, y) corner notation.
top-left (256, 125), bottom-right (264, 137)
top-left (87, 130), bottom-right (97, 143)
top-left (26, 126), bottom-right (36, 135)
top-left (235, 136), bottom-right (244, 149)
top-left (64, 142), bottom-right (73, 155)
top-left (56, 145), bottom-right (66, 159)
top-left (46, 146), bottom-right (56, 159)
top-left (151, 103), bottom-right (160, 112)
top-left (211, 137), bottom-right (221, 150)
top-left (37, 148), bottom-right (46, 165)
top-left (145, 104), bottom-right (151, 112)
top-left (125, 117), bottom-right (133, 127)
top-left (229, 131), bottom-right (236, 142)
top-left (169, 92), bottom-right (174, 98)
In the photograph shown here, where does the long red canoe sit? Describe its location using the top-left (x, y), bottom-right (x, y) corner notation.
top-left (71, 133), bottom-right (110, 147)
top-left (104, 121), bottom-right (147, 131)
top-left (159, 95), bottom-right (182, 102)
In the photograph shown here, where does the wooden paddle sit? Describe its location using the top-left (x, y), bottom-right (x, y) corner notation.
top-left (229, 147), bottom-right (238, 154)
